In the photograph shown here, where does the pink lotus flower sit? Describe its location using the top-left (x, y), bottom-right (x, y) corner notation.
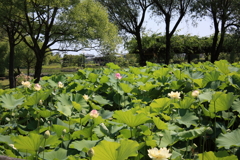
top-left (89, 110), bottom-right (99, 118)
top-left (115, 73), bottom-right (122, 79)
top-left (192, 90), bottom-right (200, 97)
top-left (34, 83), bottom-right (41, 91)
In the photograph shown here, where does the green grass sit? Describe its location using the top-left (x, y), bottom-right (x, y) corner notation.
top-left (0, 79), bottom-right (9, 89)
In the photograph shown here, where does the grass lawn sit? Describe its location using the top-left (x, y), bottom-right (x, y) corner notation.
top-left (0, 79), bottom-right (9, 89)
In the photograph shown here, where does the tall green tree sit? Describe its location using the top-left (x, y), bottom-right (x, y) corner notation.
top-left (0, 0), bottom-right (23, 88)
top-left (191, 0), bottom-right (240, 63)
top-left (17, 0), bottom-right (119, 83)
top-left (98, 0), bottom-right (152, 66)
top-left (151, 0), bottom-right (192, 64)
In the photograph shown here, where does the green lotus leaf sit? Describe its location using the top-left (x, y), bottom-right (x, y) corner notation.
top-left (0, 93), bottom-right (24, 110)
top-left (99, 75), bottom-right (109, 84)
top-left (150, 98), bottom-right (171, 112)
top-left (88, 73), bottom-right (98, 83)
top-left (72, 101), bottom-right (82, 112)
top-left (170, 80), bottom-right (184, 90)
top-left (24, 90), bottom-right (51, 106)
top-left (39, 148), bottom-right (68, 160)
top-left (144, 135), bottom-right (157, 147)
top-left (174, 97), bottom-right (195, 109)
top-left (152, 117), bottom-right (168, 130)
top-left (39, 110), bottom-right (58, 118)
top-left (214, 60), bottom-right (230, 75)
top-left (202, 70), bottom-right (220, 86)
top-left (175, 109), bottom-right (198, 127)
top-left (56, 93), bottom-right (72, 108)
top-left (72, 127), bottom-right (92, 139)
top-left (69, 140), bottom-right (99, 152)
top-left (93, 95), bottom-right (110, 106)
top-left (99, 110), bottom-right (113, 119)
top-left (14, 132), bottom-right (61, 153)
top-left (228, 73), bottom-right (240, 89)
top-left (106, 62), bottom-right (120, 69)
top-left (56, 103), bottom-right (72, 117)
top-left (201, 105), bottom-right (216, 118)
top-left (178, 127), bottom-right (206, 140)
top-left (231, 99), bottom-right (240, 113)
top-left (198, 151), bottom-right (238, 160)
top-left (159, 130), bottom-right (179, 147)
top-left (209, 92), bottom-right (236, 113)
top-left (0, 135), bottom-right (14, 144)
top-left (113, 93), bottom-right (130, 107)
top-left (72, 94), bottom-right (89, 109)
top-left (173, 70), bottom-right (188, 80)
top-left (119, 83), bottom-right (133, 93)
top-left (153, 68), bottom-right (170, 77)
top-left (184, 70), bottom-right (204, 79)
top-left (205, 80), bottom-right (222, 90)
top-left (198, 91), bottom-right (214, 102)
top-left (129, 67), bottom-right (141, 75)
top-left (52, 125), bottom-right (69, 137)
top-left (92, 139), bottom-right (139, 160)
top-left (139, 82), bottom-right (158, 91)
top-left (216, 129), bottom-right (240, 149)
top-left (113, 110), bottom-right (149, 127)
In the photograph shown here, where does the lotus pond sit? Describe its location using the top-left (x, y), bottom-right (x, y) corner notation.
top-left (0, 60), bottom-right (240, 160)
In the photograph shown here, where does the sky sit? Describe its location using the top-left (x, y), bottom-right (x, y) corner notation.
top-left (143, 14), bottom-right (213, 38)
top-left (53, 13), bottom-right (214, 56)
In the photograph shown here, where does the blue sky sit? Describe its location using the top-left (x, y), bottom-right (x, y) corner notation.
top-left (53, 14), bottom-right (214, 56)
top-left (144, 13), bottom-right (213, 37)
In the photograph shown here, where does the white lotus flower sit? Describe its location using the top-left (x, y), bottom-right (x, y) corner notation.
top-left (83, 94), bottom-right (89, 101)
top-left (58, 81), bottom-right (64, 88)
top-left (148, 147), bottom-right (172, 160)
top-left (168, 91), bottom-right (181, 99)
top-left (22, 81), bottom-right (31, 88)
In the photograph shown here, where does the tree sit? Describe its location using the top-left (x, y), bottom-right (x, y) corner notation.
top-left (0, 0), bottom-right (23, 88)
top-left (14, 40), bottom-right (36, 76)
top-left (151, 0), bottom-right (192, 64)
top-left (98, 0), bottom-right (152, 66)
top-left (0, 41), bottom-right (8, 77)
top-left (191, 0), bottom-right (240, 63)
top-left (16, 0), bottom-right (120, 83)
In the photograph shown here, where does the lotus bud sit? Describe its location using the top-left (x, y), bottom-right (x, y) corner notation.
top-left (39, 100), bottom-right (43, 105)
top-left (192, 143), bottom-right (197, 149)
top-left (205, 127), bottom-right (213, 134)
top-left (44, 130), bottom-right (50, 139)
top-left (87, 148), bottom-right (94, 157)
top-left (62, 129), bottom-right (67, 135)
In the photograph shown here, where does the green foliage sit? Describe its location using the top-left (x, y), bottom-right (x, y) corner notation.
top-left (0, 61), bottom-right (240, 159)
top-left (92, 139), bottom-right (139, 160)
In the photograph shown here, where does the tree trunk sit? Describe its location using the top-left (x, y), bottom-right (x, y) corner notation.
top-left (187, 53), bottom-right (191, 63)
top-left (8, 40), bottom-right (16, 88)
top-left (214, 20), bottom-right (226, 62)
top-left (34, 57), bottom-right (43, 83)
top-left (165, 15), bottom-right (171, 65)
top-left (210, 12), bottom-right (219, 63)
top-left (136, 32), bottom-right (146, 66)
